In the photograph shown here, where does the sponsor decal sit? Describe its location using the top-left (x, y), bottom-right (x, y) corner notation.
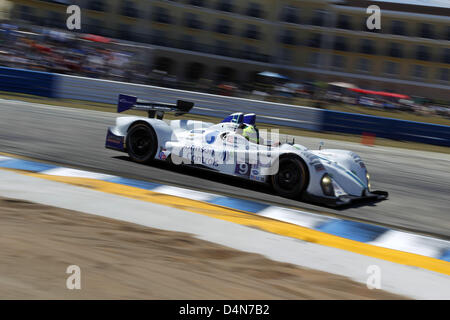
top-left (105, 130), bottom-right (124, 150)
top-left (351, 152), bottom-right (366, 169)
top-left (106, 136), bottom-right (122, 145)
top-left (177, 145), bottom-right (221, 167)
top-left (235, 163), bottom-right (251, 177)
top-left (205, 131), bottom-right (218, 144)
top-left (159, 152), bottom-right (167, 160)
top-left (314, 163), bottom-right (325, 172)
top-left (158, 147), bottom-right (168, 160)
top-left (250, 166), bottom-right (265, 182)
top-left (307, 154), bottom-right (325, 171)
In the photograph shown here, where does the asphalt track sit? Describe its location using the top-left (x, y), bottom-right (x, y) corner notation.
top-left (0, 99), bottom-right (449, 237)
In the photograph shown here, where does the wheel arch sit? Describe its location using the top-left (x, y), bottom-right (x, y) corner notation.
top-left (125, 121), bottom-right (159, 163)
top-left (125, 119), bottom-right (172, 155)
top-left (277, 153), bottom-right (310, 190)
top-left (269, 152), bottom-right (311, 198)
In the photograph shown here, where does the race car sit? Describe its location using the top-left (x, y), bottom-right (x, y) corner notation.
top-left (105, 94), bottom-right (388, 206)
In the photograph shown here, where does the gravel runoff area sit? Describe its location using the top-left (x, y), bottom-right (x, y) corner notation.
top-left (0, 196), bottom-right (405, 299)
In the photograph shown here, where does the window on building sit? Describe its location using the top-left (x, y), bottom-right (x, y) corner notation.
top-left (279, 47), bottom-right (292, 64)
top-left (18, 5), bottom-right (34, 22)
top-left (419, 23), bottom-right (434, 39)
top-left (308, 34), bottom-right (322, 48)
top-left (308, 52), bottom-right (320, 66)
top-left (153, 7), bottom-right (171, 24)
top-left (88, 0), bottom-right (105, 11)
top-left (337, 15), bottom-right (352, 30)
top-left (217, 66), bottom-right (236, 82)
top-left (437, 68), bottom-right (449, 82)
top-left (185, 62), bottom-right (205, 80)
top-left (391, 20), bottom-right (406, 36)
top-left (360, 39), bottom-right (376, 55)
top-left (331, 55), bottom-right (346, 69)
top-left (443, 48), bottom-right (450, 64)
top-left (243, 24), bottom-right (261, 40)
top-left (153, 57), bottom-right (174, 74)
top-left (86, 18), bottom-right (103, 35)
top-left (356, 58), bottom-right (371, 73)
top-left (388, 43), bottom-right (403, 58)
top-left (416, 46), bottom-right (431, 61)
top-left (215, 19), bottom-right (232, 35)
top-left (189, 0), bottom-right (205, 7)
top-left (215, 40), bottom-right (231, 57)
top-left (334, 36), bottom-right (348, 51)
top-left (118, 24), bottom-right (132, 41)
top-left (47, 11), bottom-right (65, 28)
top-left (384, 61), bottom-right (399, 75)
top-left (184, 13), bottom-right (204, 29)
top-left (411, 65), bottom-right (427, 79)
top-left (152, 29), bottom-right (167, 46)
top-left (180, 34), bottom-right (197, 51)
top-left (120, 1), bottom-right (138, 18)
top-left (216, 0), bottom-right (233, 12)
top-left (280, 6), bottom-right (300, 24)
top-left (246, 3), bottom-right (263, 18)
top-left (241, 45), bottom-right (257, 60)
top-left (280, 29), bottom-right (296, 45)
top-left (311, 10), bottom-right (326, 27)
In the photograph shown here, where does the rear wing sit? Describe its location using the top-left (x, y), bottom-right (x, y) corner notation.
top-left (118, 94), bottom-right (194, 119)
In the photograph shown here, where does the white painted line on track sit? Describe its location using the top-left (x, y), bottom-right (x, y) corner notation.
top-left (40, 167), bottom-right (116, 180)
top-left (151, 185), bottom-right (218, 202)
top-left (369, 230), bottom-right (450, 258)
top-left (257, 206), bottom-right (332, 229)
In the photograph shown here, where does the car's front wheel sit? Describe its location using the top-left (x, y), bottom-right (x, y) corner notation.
top-left (271, 155), bottom-right (308, 199)
top-left (126, 123), bottom-right (157, 164)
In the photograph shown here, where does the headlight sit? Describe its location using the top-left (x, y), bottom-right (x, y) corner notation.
top-left (366, 172), bottom-right (371, 191)
top-left (321, 174), bottom-right (335, 196)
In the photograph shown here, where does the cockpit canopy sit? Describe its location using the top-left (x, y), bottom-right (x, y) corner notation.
top-left (221, 112), bottom-right (243, 124)
top-left (222, 113), bottom-right (256, 126)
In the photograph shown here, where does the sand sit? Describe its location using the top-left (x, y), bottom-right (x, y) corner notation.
top-left (0, 196), bottom-right (406, 299)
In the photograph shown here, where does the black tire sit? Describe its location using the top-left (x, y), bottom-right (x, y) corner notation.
top-left (271, 155), bottom-right (308, 199)
top-left (126, 123), bottom-right (157, 164)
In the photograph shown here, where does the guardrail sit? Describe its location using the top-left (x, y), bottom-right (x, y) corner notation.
top-left (322, 110), bottom-right (450, 146)
top-left (1, 67), bottom-right (449, 147)
top-left (0, 67), bottom-right (55, 98)
top-left (54, 73), bottom-right (323, 131)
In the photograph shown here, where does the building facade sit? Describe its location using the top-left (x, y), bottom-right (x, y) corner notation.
top-left (7, 0), bottom-right (450, 99)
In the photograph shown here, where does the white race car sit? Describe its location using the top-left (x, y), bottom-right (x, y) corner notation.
top-left (105, 94), bottom-right (388, 206)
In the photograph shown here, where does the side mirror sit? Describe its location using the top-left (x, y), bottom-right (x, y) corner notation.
top-left (319, 141), bottom-right (324, 150)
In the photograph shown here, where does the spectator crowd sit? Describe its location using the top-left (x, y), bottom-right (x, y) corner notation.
top-left (0, 22), bottom-right (448, 120)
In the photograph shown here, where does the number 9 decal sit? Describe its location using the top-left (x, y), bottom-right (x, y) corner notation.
top-left (235, 163), bottom-right (251, 177)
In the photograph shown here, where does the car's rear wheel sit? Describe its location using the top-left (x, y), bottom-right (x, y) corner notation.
top-left (271, 156), bottom-right (308, 199)
top-left (126, 123), bottom-right (157, 164)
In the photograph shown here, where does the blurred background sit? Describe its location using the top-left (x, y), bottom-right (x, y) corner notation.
top-left (0, 0), bottom-right (449, 121)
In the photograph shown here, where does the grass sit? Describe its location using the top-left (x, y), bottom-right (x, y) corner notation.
top-left (1, 90), bottom-right (449, 154)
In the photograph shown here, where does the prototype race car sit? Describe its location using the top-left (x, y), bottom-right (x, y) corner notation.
top-left (105, 94), bottom-right (388, 206)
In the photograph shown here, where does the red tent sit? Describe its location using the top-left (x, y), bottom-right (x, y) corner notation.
top-left (350, 88), bottom-right (379, 95)
top-left (31, 43), bottom-right (52, 53)
top-left (349, 88), bottom-right (410, 99)
top-left (81, 34), bottom-right (112, 44)
top-left (375, 92), bottom-right (410, 99)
